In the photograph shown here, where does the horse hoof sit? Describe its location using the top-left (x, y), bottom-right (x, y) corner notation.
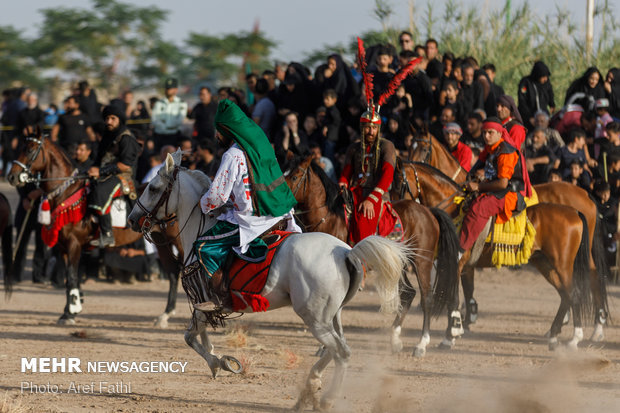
top-left (220, 355), bottom-right (243, 374)
top-left (548, 339), bottom-right (559, 351)
top-left (391, 340), bottom-right (403, 354)
top-left (413, 346), bottom-right (426, 358)
top-left (590, 324), bottom-right (605, 343)
top-left (438, 338), bottom-right (455, 350)
top-left (57, 315), bottom-right (76, 325)
top-left (154, 314), bottom-right (169, 328)
top-left (319, 397), bottom-right (334, 412)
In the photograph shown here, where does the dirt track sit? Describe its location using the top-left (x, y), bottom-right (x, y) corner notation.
top-left (1, 266), bottom-right (620, 413)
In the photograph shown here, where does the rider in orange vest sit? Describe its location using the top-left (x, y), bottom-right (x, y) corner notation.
top-left (459, 117), bottom-right (532, 251)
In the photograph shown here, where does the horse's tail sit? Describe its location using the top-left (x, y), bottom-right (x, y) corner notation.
top-left (347, 236), bottom-right (410, 314)
top-left (1, 194), bottom-right (12, 297)
top-left (592, 215), bottom-right (611, 323)
top-left (429, 208), bottom-right (460, 318)
top-left (572, 212), bottom-right (593, 323)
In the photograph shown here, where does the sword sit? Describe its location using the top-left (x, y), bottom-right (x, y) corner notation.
top-left (12, 204), bottom-right (33, 264)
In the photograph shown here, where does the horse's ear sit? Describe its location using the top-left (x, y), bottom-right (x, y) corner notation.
top-left (172, 148), bottom-right (183, 166)
top-left (303, 154), bottom-right (314, 166)
top-left (164, 153), bottom-right (175, 175)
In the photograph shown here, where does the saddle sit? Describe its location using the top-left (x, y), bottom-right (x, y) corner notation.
top-left (182, 230), bottom-right (295, 317)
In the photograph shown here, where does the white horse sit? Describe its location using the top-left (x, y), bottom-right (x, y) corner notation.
top-left (127, 150), bottom-right (411, 411)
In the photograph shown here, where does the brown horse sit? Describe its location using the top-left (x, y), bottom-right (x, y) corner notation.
top-left (285, 156), bottom-right (462, 356)
top-left (7, 134), bottom-right (146, 323)
top-left (0, 193), bottom-right (12, 295)
top-left (409, 133), bottom-right (610, 340)
top-left (401, 162), bottom-right (606, 350)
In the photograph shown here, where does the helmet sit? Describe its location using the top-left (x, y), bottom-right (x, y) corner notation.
top-left (360, 105), bottom-right (381, 125)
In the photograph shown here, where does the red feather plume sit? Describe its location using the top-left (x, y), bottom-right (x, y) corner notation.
top-left (357, 37), bottom-right (374, 106)
top-left (377, 56), bottom-right (422, 107)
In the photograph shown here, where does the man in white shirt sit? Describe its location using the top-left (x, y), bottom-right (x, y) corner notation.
top-left (194, 99), bottom-right (300, 312)
top-left (151, 78), bottom-right (188, 150)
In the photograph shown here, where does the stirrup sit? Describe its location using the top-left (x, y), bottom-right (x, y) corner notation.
top-left (193, 300), bottom-right (222, 313)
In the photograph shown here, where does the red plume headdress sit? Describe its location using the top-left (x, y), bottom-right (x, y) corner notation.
top-left (357, 37), bottom-right (422, 125)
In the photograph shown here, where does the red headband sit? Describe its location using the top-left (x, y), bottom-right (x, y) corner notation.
top-left (482, 121), bottom-right (503, 134)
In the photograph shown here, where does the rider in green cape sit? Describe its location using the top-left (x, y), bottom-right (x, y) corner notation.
top-left (193, 99), bottom-right (301, 312)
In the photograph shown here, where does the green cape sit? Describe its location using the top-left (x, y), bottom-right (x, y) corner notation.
top-left (214, 99), bottom-right (296, 217)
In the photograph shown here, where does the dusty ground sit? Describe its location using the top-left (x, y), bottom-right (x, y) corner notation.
top-left (1, 267), bottom-right (619, 413)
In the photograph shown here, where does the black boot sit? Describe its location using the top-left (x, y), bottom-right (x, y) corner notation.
top-left (193, 269), bottom-right (233, 313)
top-left (91, 214), bottom-right (115, 247)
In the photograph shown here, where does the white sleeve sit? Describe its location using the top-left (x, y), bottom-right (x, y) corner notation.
top-left (199, 151), bottom-right (239, 214)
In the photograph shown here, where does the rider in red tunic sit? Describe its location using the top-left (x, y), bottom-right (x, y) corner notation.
top-left (443, 122), bottom-right (472, 171)
top-left (339, 108), bottom-right (397, 244)
top-left (459, 117), bottom-right (533, 251)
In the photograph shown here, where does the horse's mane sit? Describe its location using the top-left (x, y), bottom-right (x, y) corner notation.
top-left (429, 134), bottom-right (464, 170)
top-left (309, 160), bottom-right (345, 218)
top-left (44, 138), bottom-right (74, 170)
top-left (410, 162), bottom-right (461, 190)
top-left (184, 168), bottom-right (212, 191)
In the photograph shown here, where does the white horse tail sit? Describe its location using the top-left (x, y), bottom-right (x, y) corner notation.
top-left (347, 236), bottom-right (411, 314)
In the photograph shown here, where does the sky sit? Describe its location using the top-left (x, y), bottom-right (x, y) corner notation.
top-left (2, 0), bottom-right (590, 63)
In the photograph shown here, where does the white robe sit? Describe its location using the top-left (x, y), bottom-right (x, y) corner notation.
top-left (199, 144), bottom-right (300, 253)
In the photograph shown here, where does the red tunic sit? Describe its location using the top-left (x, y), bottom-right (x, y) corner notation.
top-left (450, 141), bottom-right (473, 171)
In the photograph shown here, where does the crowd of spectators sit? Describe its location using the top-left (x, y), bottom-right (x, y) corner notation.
top-left (2, 32), bottom-right (620, 277)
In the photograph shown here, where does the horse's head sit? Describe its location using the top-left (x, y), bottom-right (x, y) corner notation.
top-left (7, 132), bottom-right (47, 187)
top-left (128, 149), bottom-right (183, 233)
top-left (410, 128), bottom-right (433, 164)
top-left (285, 155), bottom-right (314, 203)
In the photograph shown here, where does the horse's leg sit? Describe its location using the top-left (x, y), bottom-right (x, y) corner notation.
top-left (529, 254), bottom-right (574, 350)
top-left (183, 311), bottom-right (222, 378)
top-left (461, 265), bottom-right (477, 328)
top-left (390, 272), bottom-right (416, 353)
top-left (296, 311), bottom-right (351, 412)
top-left (58, 240), bottom-right (83, 325)
top-left (413, 258), bottom-right (433, 357)
top-left (155, 269), bottom-right (179, 328)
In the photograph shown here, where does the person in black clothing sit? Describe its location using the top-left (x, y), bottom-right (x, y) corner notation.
top-left (604, 68), bottom-right (620, 119)
top-left (525, 127), bottom-right (557, 184)
top-left (592, 180), bottom-right (618, 266)
top-left (383, 113), bottom-right (412, 155)
top-left (188, 86), bottom-right (217, 142)
top-left (77, 81), bottom-right (101, 120)
top-left (276, 71), bottom-right (311, 120)
top-left (128, 100), bottom-right (150, 137)
top-left (565, 67), bottom-right (606, 112)
top-left (87, 105), bottom-right (140, 248)
top-left (16, 93), bottom-right (45, 137)
top-left (195, 139), bottom-right (221, 179)
top-left (482, 63), bottom-right (505, 102)
top-left (425, 38), bottom-right (443, 90)
top-left (320, 90), bottom-right (342, 162)
top-left (73, 140), bottom-right (94, 174)
top-left (51, 95), bottom-right (95, 157)
top-left (459, 63), bottom-right (484, 117)
top-left (518, 61), bottom-right (556, 130)
top-left (461, 112), bottom-right (485, 154)
top-left (399, 50), bottom-right (433, 124)
top-left (274, 111), bottom-right (310, 169)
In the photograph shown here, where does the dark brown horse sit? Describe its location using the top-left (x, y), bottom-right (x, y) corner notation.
top-left (286, 156), bottom-right (462, 356)
top-left (401, 162), bottom-right (606, 349)
top-left (0, 193), bottom-right (12, 295)
top-left (409, 133), bottom-right (610, 340)
top-left (7, 134), bottom-right (145, 323)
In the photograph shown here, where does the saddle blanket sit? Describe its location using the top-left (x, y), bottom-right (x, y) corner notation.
top-left (41, 187), bottom-right (88, 248)
top-left (485, 190), bottom-right (539, 268)
top-left (228, 231), bottom-right (294, 312)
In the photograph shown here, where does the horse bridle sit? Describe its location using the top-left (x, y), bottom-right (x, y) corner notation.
top-left (135, 166), bottom-right (181, 242)
top-left (13, 136), bottom-right (46, 184)
top-left (414, 135), bottom-right (432, 164)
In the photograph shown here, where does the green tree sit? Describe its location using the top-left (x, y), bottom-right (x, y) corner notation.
top-left (0, 26), bottom-right (42, 89)
top-left (33, 0), bottom-right (172, 93)
top-left (184, 29), bottom-right (277, 87)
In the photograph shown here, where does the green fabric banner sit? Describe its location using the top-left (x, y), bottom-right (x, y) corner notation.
top-left (214, 99), bottom-right (296, 217)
